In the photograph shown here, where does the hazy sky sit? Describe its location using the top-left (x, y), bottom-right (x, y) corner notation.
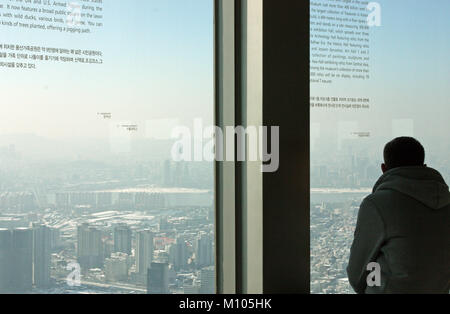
top-left (0, 0), bottom-right (214, 140)
top-left (311, 0), bottom-right (450, 155)
top-left (0, 0), bottom-right (448, 156)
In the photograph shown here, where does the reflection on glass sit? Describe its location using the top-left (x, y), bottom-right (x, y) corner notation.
top-left (0, 0), bottom-right (214, 294)
top-left (310, 0), bottom-right (450, 294)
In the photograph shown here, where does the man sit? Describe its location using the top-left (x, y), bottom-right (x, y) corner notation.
top-left (347, 137), bottom-right (449, 294)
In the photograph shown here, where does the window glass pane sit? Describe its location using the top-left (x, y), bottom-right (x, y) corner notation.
top-left (310, 0), bottom-right (449, 294)
top-left (0, 0), bottom-right (214, 294)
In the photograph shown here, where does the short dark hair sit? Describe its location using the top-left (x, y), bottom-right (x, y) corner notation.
top-left (383, 137), bottom-right (425, 170)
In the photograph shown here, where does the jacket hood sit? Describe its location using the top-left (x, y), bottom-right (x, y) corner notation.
top-left (373, 166), bottom-right (450, 210)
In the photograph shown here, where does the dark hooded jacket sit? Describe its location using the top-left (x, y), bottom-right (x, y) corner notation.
top-left (347, 166), bottom-right (450, 294)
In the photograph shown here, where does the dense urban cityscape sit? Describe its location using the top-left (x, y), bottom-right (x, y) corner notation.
top-left (0, 134), bottom-right (448, 294)
top-left (0, 142), bottom-right (215, 294)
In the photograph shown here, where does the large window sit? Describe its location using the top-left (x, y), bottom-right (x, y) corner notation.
top-left (310, 0), bottom-right (450, 293)
top-left (2, 0), bottom-right (448, 296)
top-left (0, 0), bottom-right (214, 294)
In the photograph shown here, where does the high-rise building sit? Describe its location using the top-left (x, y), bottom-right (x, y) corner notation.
top-left (97, 192), bottom-right (112, 208)
top-left (135, 192), bottom-right (165, 210)
top-left (117, 192), bottom-right (134, 210)
top-left (163, 159), bottom-right (172, 186)
top-left (11, 228), bottom-right (33, 293)
top-left (113, 224), bottom-right (132, 255)
top-left (55, 193), bottom-right (69, 209)
top-left (147, 262), bottom-right (169, 294)
top-left (0, 228), bottom-right (12, 293)
top-left (77, 224), bottom-right (104, 270)
top-left (70, 192), bottom-right (96, 207)
top-left (170, 235), bottom-right (189, 270)
top-left (196, 232), bottom-right (214, 268)
top-left (183, 283), bottom-right (200, 294)
top-left (103, 239), bottom-right (114, 260)
top-left (159, 216), bottom-right (170, 231)
top-left (199, 266), bottom-right (215, 294)
top-left (105, 252), bottom-right (130, 282)
top-left (174, 161), bottom-right (183, 187)
top-left (136, 230), bottom-right (154, 277)
top-left (32, 223), bottom-right (52, 288)
top-left (50, 227), bottom-right (61, 250)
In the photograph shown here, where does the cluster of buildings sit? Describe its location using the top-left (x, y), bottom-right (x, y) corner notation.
top-left (55, 192), bottom-right (165, 211)
top-left (0, 210), bottom-right (215, 294)
top-left (74, 222), bottom-right (215, 294)
top-left (0, 192), bottom-right (37, 212)
top-left (0, 224), bottom-right (53, 293)
top-left (310, 200), bottom-right (362, 294)
top-left (0, 142), bottom-right (216, 294)
top-left (311, 155), bottom-right (380, 188)
top-left (54, 188), bottom-right (212, 211)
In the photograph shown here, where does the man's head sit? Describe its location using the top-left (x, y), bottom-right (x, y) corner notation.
top-left (382, 137), bottom-right (426, 173)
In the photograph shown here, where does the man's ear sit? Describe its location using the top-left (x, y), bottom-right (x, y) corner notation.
top-left (381, 163), bottom-right (387, 173)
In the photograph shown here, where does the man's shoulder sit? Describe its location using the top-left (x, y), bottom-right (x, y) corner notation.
top-left (361, 189), bottom-right (401, 213)
top-left (362, 191), bottom-right (391, 206)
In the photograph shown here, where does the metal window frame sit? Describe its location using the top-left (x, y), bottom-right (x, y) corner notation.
top-left (215, 0), bottom-right (310, 294)
top-left (214, 0), bottom-right (237, 294)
